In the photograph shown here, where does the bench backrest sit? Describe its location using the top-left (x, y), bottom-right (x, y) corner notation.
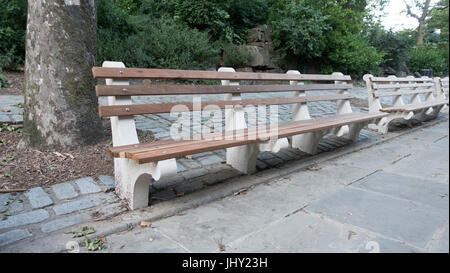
top-left (93, 62), bottom-right (354, 147)
top-left (435, 76), bottom-right (449, 101)
top-left (363, 74), bottom-right (437, 112)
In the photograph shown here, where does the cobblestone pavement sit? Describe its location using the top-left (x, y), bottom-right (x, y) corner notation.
top-left (0, 95), bottom-right (23, 124)
top-left (0, 85), bottom-right (441, 248)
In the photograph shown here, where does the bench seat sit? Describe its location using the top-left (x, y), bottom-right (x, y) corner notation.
top-left (380, 100), bottom-right (449, 113)
top-left (109, 112), bottom-right (388, 164)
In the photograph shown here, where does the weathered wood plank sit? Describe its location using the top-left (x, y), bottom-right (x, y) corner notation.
top-left (95, 83), bottom-right (353, 96)
top-left (373, 89), bottom-right (434, 97)
top-left (372, 83), bottom-right (434, 89)
top-left (99, 94), bottom-right (354, 117)
top-left (92, 67), bottom-right (352, 81)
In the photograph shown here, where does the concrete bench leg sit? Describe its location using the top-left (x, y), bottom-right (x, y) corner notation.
top-left (114, 158), bottom-right (178, 210)
top-left (368, 112), bottom-right (414, 134)
top-left (227, 144), bottom-right (259, 174)
top-left (292, 130), bottom-right (327, 155)
top-left (414, 105), bottom-right (444, 122)
top-left (103, 61), bottom-right (179, 210)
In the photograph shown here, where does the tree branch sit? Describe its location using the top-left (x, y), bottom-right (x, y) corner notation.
top-left (403, 0), bottom-right (420, 19)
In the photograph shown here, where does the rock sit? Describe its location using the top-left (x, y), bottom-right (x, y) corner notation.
top-left (244, 25), bottom-right (278, 70)
top-left (385, 67), bottom-right (397, 75)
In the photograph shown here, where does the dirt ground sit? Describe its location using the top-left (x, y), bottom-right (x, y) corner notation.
top-left (0, 121), bottom-right (154, 191)
top-left (0, 70), bottom-right (24, 95)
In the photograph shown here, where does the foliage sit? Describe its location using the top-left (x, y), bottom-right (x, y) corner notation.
top-left (0, 0), bottom-right (27, 70)
top-left (0, 68), bottom-right (9, 88)
top-left (227, 0), bottom-right (271, 42)
top-left (268, 0), bottom-right (329, 60)
top-left (268, 0), bottom-right (383, 77)
top-left (173, 0), bottom-right (235, 42)
top-left (407, 43), bottom-right (449, 76)
top-left (426, 0), bottom-right (449, 43)
top-left (365, 24), bottom-right (416, 71)
top-left (97, 14), bottom-right (219, 69)
top-left (223, 46), bottom-right (255, 68)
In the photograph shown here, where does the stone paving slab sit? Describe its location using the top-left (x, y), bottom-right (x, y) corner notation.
top-left (98, 175), bottom-right (115, 190)
top-left (24, 187), bottom-right (53, 209)
top-left (52, 182), bottom-right (78, 200)
top-left (0, 209), bottom-right (49, 230)
top-left (0, 229), bottom-right (31, 247)
top-left (98, 228), bottom-right (189, 253)
top-left (226, 211), bottom-right (420, 253)
top-left (41, 214), bottom-right (88, 233)
top-left (306, 187), bottom-right (447, 249)
top-left (52, 197), bottom-right (101, 216)
top-left (75, 177), bottom-right (102, 194)
top-left (352, 171), bottom-right (449, 210)
top-left (382, 147), bottom-right (449, 183)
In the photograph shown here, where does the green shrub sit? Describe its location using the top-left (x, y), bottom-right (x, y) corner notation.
top-left (407, 43), bottom-right (449, 76)
top-left (223, 46), bottom-right (255, 68)
top-left (268, 0), bottom-right (329, 59)
top-left (173, 0), bottom-right (236, 42)
top-left (0, 0), bottom-right (27, 70)
top-left (227, 0), bottom-right (271, 42)
top-left (0, 68), bottom-right (9, 88)
top-left (365, 24), bottom-right (415, 71)
top-left (98, 16), bottom-right (219, 69)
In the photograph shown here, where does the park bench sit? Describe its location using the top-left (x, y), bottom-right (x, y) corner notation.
top-left (363, 74), bottom-right (449, 134)
top-left (92, 61), bottom-right (387, 209)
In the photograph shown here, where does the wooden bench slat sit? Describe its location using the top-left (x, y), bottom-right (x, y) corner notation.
top-left (118, 112), bottom-right (386, 164)
top-left (380, 100), bottom-right (449, 113)
top-left (95, 83), bottom-right (353, 96)
top-left (371, 77), bottom-right (433, 82)
top-left (92, 67), bottom-right (352, 81)
top-left (372, 83), bottom-right (434, 89)
top-left (99, 94), bottom-right (354, 117)
top-left (373, 89), bottom-right (434, 97)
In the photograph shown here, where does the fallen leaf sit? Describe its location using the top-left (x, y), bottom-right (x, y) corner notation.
top-left (148, 238), bottom-right (153, 243)
top-left (99, 235), bottom-right (107, 243)
top-left (1, 109), bottom-right (11, 113)
top-left (234, 188), bottom-right (248, 196)
top-left (140, 221), bottom-right (152, 228)
top-left (176, 192), bottom-right (185, 197)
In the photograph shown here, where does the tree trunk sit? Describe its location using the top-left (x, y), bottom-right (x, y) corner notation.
top-left (24, 0), bottom-right (104, 148)
top-left (417, 20), bottom-right (425, 45)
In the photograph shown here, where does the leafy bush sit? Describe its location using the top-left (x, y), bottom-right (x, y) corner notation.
top-left (322, 33), bottom-right (384, 76)
top-left (227, 0), bottom-right (271, 42)
top-left (407, 43), bottom-right (449, 76)
top-left (0, 68), bottom-right (9, 88)
top-left (365, 25), bottom-right (415, 72)
top-left (223, 46), bottom-right (255, 68)
top-left (268, 0), bottom-right (329, 59)
top-left (173, 0), bottom-right (236, 42)
top-left (267, 0), bottom-right (383, 77)
top-left (0, 0), bottom-right (27, 70)
top-left (97, 16), bottom-right (219, 69)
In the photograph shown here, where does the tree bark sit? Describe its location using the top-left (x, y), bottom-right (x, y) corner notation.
top-left (417, 20), bottom-right (425, 45)
top-left (24, 0), bottom-right (104, 148)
